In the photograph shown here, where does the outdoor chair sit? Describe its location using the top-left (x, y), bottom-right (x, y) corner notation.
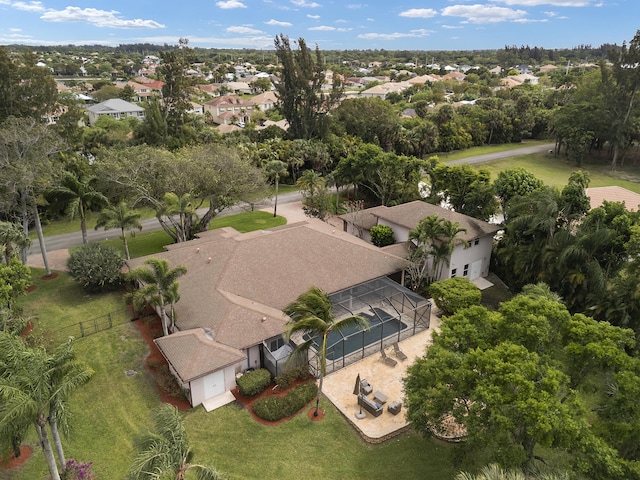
top-left (388, 400), bottom-right (402, 415)
top-left (360, 379), bottom-right (373, 395)
top-left (380, 347), bottom-right (398, 367)
top-left (393, 342), bottom-right (408, 361)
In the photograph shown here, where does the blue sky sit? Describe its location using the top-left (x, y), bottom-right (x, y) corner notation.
top-left (0, 0), bottom-right (637, 51)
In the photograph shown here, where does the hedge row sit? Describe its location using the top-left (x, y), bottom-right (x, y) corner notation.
top-left (252, 381), bottom-right (318, 421)
top-left (275, 365), bottom-right (310, 389)
top-left (236, 368), bottom-right (271, 396)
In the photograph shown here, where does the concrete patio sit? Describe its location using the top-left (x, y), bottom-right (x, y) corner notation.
top-left (322, 314), bottom-right (441, 443)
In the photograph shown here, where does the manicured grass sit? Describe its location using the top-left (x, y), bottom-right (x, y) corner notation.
top-left (434, 140), bottom-right (551, 161)
top-left (13, 268), bottom-right (458, 480)
top-left (476, 151), bottom-right (640, 193)
top-left (208, 210), bottom-right (286, 232)
top-left (99, 229), bottom-right (173, 259)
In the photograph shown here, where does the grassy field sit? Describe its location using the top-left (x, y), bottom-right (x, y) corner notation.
top-left (10, 268), bottom-right (458, 480)
top-left (434, 140), bottom-right (551, 162)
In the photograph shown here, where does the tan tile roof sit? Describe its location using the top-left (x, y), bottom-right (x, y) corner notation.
top-left (155, 328), bottom-right (246, 382)
top-left (586, 186), bottom-right (640, 211)
top-left (127, 221), bottom-right (407, 351)
top-left (366, 201), bottom-right (500, 242)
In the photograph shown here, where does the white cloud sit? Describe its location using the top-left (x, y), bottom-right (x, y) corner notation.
top-left (399, 8), bottom-right (437, 18)
top-left (216, 0), bottom-right (247, 9)
top-left (441, 24), bottom-right (463, 29)
top-left (12, 1), bottom-right (45, 12)
top-left (265, 19), bottom-right (292, 26)
top-left (366, 17), bottom-right (374, 21)
top-left (494, 0), bottom-right (590, 5)
top-left (227, 25), bottom-right (264, 34)
top-left (307, 14), bottom-right (320, 19)
top-left (358, 30), bottom-right (431, 40)
top-left (9, 27), bottom-right (22, 32)
top-left (41, 7), bottom-right (165, 28)
top-left (514, 18), bottom-right (549, 22)
top-left (545, 10), bottom-right (558, 16)
top-left (291, 0), bottom-right (320, 7)
top-left (308, 25), bottom-right (351, 31)
top-left (441, 4), bottom-right (527, 23)
top-left (346, 3), bottom-right (364, 8)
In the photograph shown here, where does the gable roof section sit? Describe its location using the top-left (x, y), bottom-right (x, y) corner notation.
top-left (204, 95), bottom-right (254, 108)
top-left (586, 186), bottom-right (640, 211)
top-left (127, 220), bottom-right (407, 350)
top-left (155, 328), bottom-right (246, 383)
top-left (367, 201), bottom-right (500, 242)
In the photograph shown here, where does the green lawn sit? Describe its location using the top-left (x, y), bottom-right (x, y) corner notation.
top-left (12, 268), bottom-right (458, 480)
top-left (476, 151), bottom-right (640, 193)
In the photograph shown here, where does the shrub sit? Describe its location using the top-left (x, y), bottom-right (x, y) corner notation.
top-left (429, 276), bottom-right (481, 316)
top-left (67, 243), bottom-right (124, 292)
top-left (370, 225), bottom-right (395, 247)
top-left (253, 381), bottom-right (318, 421)
top-left (275, 364), bottom-right (310, 389)
top-left (60, 459), bottom-right (96, 480)
top-left (155, 364), bottom-right (186, 398)
top-left (236, 368), bottom-right (271, 396)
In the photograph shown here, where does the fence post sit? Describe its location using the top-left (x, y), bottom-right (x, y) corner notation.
top-left (108, 313), bottom-right (112, 329)
top-left (79, 321), bottom-right (84, 337)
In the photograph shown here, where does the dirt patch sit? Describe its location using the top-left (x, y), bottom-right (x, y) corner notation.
top-left (25, 285), bottom-right (36, 294)
top-left (20, 321), bottom-right (34, 339)
top-left (307, 406), bottom-right (325, 421)
top-left (0, 445), bottom-right (32, 470)
top-left (40, 272), bottom-right (59, 281)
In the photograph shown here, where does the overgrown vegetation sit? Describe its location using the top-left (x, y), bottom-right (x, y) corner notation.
top-left (252, 381), bottom-right (318, 422)
top-left (66, 243), bottom-right (124, 292)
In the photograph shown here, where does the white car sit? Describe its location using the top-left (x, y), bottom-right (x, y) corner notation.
top-left (237, 121), bottom-right (245, 128)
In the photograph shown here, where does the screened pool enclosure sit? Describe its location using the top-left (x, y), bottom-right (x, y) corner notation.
top-left (262, 276), bottom-right (431, 377)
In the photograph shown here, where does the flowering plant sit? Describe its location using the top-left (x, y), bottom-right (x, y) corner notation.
top-left (60, 459), bottom-right (96, 480)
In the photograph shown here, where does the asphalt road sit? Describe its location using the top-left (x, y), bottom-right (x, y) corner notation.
top-left (27, 142), bottom-right (554, 256)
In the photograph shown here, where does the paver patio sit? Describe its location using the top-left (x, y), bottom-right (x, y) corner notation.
top-left (322, 314), bottom-right (441, 442)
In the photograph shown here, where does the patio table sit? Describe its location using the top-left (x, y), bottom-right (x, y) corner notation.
top-left (373, 391), bottom-right (387, 404)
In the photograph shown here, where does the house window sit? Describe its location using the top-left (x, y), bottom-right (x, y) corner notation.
top-left (451, 268), bottom-right (457, 277)
top-left (269, 336), bottom-right (284, 352)
top-left (474, 238), bottom-right (479, 246)
top-left (463, 264), bottom-right (469, 277)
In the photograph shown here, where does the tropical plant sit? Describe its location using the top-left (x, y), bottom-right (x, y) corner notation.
top-left (126, 258), bottom-right (187, 337)
top-left (429, 277), bottom-right (481, 316)
top-left (370, 224), bottom-right (396, 247)
top-left (265, 159), bottom-right (288, 217)
top-left (128, 404), bottom-right (225, 480)
top-left (0, 221), bottom-right (30, 265)
top-left (67, 243), bottom-right (125, 292)
top-left (283, 286), bottom-right (369, 416)
top-left (94, 200), bottom-right (142, 260)
top-left (49, 171), bottom-right (109, 244)
top-left (0, 334), bottom-right (94, 480)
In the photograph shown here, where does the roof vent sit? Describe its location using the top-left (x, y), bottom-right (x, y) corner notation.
top-left (202, 328), bottom-right (215, 340)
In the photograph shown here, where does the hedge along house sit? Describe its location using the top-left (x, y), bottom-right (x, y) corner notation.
top-left (339, 201), bottom-right (501, 283)
top-left (126, 220), bottom-right (430, 410)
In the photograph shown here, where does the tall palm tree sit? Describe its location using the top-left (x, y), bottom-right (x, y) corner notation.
top-left (0, 333), bottom-right (93, 480)
top-left (0, 221), bottom-right (30, 265)
top-left (265, 160), bottom-right (288, 218)
top-left (157, 192), bottom-right (198, 243)
top-left (95, 201), bottom-right (142, 260)
top-left (296, 169), bottom-right (325, 197)
top-left (49, 171), bottom-right (109, 244)
top-left (128, 404), bottom-right (225, 480)
top-left (126, 258), bottom-right (187, 337)
top-left (283, 286), bottom-right (369, 416)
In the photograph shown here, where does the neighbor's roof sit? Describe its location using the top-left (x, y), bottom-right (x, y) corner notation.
top-left (86, 98), bottom-right (144, 114)
top-left (586, 186), bottom-right (640, 211)
top-left (365, 201), bottom-right (500, 242)
top-left (127, 220), bottom-right (407, 351)
top-left (155, 328), bottom-right (246, 383)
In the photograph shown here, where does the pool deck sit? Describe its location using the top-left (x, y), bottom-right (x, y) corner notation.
top-left (321, 314), bottom-right (441, 443)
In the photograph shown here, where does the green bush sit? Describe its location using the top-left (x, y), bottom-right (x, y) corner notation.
top-left (370, 224), bottom-right (395, 247)
top-left (275, 365), bottom-right (310, 389)
top-left (252, 381), bottom-right (318, 421)
top-left (429, 276), bottom-right (481, 316)
top-left (67, 243), bottom-right (124, 292)
top-left (236, 368), bottom-right (271, 396)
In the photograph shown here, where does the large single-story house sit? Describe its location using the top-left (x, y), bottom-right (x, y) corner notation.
top-left (128, 220), bottom-right (431, 409)
top-left (339, 201), bottom-right (500, 282)
top-left (86, 99), bottom-right (145, 125)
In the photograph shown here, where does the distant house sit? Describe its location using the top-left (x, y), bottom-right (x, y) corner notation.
top-left (225, 81), bottom-right (253, 95)
top-left (251, 91), bottom-right (278, 111)
top-left (586, 186), bottom-right (640, 211)
top-left (360, 81), bottom-right (411, 99)
top-left (339, 201), bottom-right (500, 282)
top-left (86, 99), bottom-right (145, 125)
top-left (203, 95), bottom-right (254, 125)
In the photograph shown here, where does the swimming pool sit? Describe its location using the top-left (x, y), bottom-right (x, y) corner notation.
top-left (304, 308), bottom-right (408, 361)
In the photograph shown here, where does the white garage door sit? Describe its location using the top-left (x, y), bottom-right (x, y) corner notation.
top-left (470, 259), bottom-right (483, 280)
top-left (203, 370), bottom-right (226, 399)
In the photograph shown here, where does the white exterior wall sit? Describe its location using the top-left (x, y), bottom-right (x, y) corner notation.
top-left (245, 344), bottom-right (262, 371)
top-left (379, 220), bottom-right (410, 242)
top-left (447, 235), bottom-right (492, 281)
top-left (189, 361), bottom-right (243, 408)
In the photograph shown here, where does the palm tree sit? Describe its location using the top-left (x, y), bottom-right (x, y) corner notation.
top-left (296, 169), bottom-right (325, 197)
top-left (128, 404), bottom-right (225, 480)
top-left (95, 201), bottom-right (142, 260)
top-left (49, 171), bottom-right (108, 244)
top-left (265, 160), bottom-right (288, 218)
top-left (126, 258), bottom-right (187, 337)
top-left (283, 286), bottom-right (369, 416)
top-left (0, 333), bottom-right (93, 480)
top-left (0, 221), bottom-right (30, 265)
top-left (157, 192), bottom-right (198, 243)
